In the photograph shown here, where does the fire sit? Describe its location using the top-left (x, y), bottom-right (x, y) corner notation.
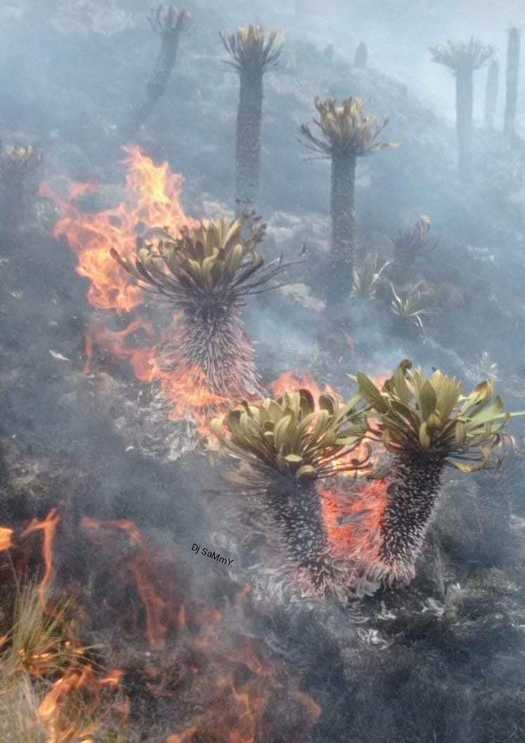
top-left (0, 526), bottom-right (14, 551)
top-left (272, 370), bottom-right (338, 401)
top-left (41, 148), bottom-right (243, 432)
top-left (38, 665), bottom-right (125, 743)
top-left (21, 509), bottom-right (61, 609)
top-left (322, 480), bottom-right (390, 574)
top-left (40, 146), bottom-right (193, 313)
top-left (82, 517), bottom-right (169, 650)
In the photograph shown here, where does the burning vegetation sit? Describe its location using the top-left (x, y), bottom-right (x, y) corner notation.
top-left (3, 3), bottom-right (525, 742)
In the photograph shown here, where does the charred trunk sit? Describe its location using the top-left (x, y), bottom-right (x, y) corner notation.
top-left (235, 69), bottom-right (263, 215)
top-left (379, 452), bottom-right (445, 581)
top-left (329, 151), bottom-right (356, 306)
top-left (267, 478), bottom-right (339, 595)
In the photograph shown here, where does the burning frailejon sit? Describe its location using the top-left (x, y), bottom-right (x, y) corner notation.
top-left (214, 361), bottom-right (524, 599)
top-left (42, 149), bottom-right (292, 429)
top-left (213, 387), bottom-right (370, 597)
top-left (353, 360), bottom-right (524, 588)
top-left (113, 215), bottom-right (293, 406)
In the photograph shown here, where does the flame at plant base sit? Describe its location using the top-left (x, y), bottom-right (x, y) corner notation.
top-left (355, 359), bottom-right (525, 586)
top-left (41, 149), bottom-right (291, 430)
top-left (213, 386), bottom-right (370, 597)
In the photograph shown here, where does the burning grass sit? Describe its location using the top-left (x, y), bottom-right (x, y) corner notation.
top-left (0, 505), bottom-right (323, 742)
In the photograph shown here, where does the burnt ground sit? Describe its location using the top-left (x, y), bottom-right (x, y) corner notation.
top-left (1, 2), bottom-right (525, 742)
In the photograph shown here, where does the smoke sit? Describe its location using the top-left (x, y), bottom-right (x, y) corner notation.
top-left (1, 1), bottom-right (525, 741)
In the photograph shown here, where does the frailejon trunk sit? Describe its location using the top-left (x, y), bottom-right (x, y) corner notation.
top-left (379, 452), bottom-right (444, 580)
top-left (484, 60), bottom-right (499, 130)
top-left (456, 70), bottom-right (473, 179)
top-left (329, 151), bottom-right (356, 306)
top-left (504, 28), bottom-right (520, 141)
top-left (267, 478), bottom-right (338, 594)
top-left (123, 26), bottom-right (183, 138)
top-left (235, 69), bottom-right (263, 215)
top-left (163, 304), bottom-right (261, 399)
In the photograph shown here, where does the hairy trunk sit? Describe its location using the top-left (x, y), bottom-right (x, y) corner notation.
top-left (267, 478), bottom-right (339, 595)
top-left (504, 28), bottom-right (520, 141)
top-left (379, 452), bottom-right (444, 582)
top-left (123, 26), bottom-right (184, 138)
top-left (456, 70), bottom-right (473, 179)
top-left (329, 151), bottom-right (356, 306)
top-left (484, 60), bottom-right (499, 130)
top-left (163, 304), bottom-right (261, 399)
top-left (235, 69), bottom-right (263, 215)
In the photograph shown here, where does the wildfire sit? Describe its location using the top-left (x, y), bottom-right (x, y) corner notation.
top-left (21, 509), bottom-right (61, 609)
top-left (41, 148), bottom-right (249, 433)
top-left (40, 147), bottom-right (193, 313)
top-left (0, 526), bottom-right (14, 551)
top-left (321, 480), bottom-right (392, 593)
top-left (0, 503), bottom-right (323, 741)
top-left (82, 517), bottom-right (169, 651)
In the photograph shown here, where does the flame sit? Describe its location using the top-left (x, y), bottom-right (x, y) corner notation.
top-left (272, 370), bottom-right (338, 401)
top-left (82, 517), bottom-right (169, 650)
top-left (38, 664), bottom-right (125, 743)
top-left (21, 509), bottom-right (61, 609)
top-left (40, 146), bottom-right (193, 313)
top-left (0, 526), bottom-right (14, 551)
top-left (42, 149), bottom-right (246, 433)
top-left (322, 480), bottom-right (392, 590)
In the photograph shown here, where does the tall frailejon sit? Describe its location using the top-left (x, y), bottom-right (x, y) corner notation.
top-left (221, 26), bottom-right (283, 215)
top-left (484, 60), bottom-right (499, 130)
top-left (431, 38), bottom-right (493, 179)
top-left (300, 98), bottom-right (396, 307)
top-left (123, 5), bottom-right (189, 139)
top-left (504, 27), bottom-right (521, 141)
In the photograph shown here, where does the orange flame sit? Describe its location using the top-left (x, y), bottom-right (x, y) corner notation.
top-left (42, 149), bottom-right (246, 433)
top-left (272, 370), bottom-right (339, 402)
top-left (82, 517), bottom-right (168, 650)
top-left (321, 480), bottom-right (393, 594)
top-left (39, 664), bottom-right (125, 743)
top-left (0, 526), bottom-right (14, 551)
top-left (21, 509), bottom-right (61, 609)
top-left (40, 146), bottom-right (193, 313)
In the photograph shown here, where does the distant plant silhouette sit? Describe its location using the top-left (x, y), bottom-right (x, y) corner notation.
top-left (123, 5), bottom-right (190, 138)
top-left (484, 60), bottom-right (499, 130)
top-left (431, 37), bottom-right (493, 178)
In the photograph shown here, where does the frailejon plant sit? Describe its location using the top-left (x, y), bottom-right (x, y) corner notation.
top-left (122, 5), bottom-right (190, 138)
top-left (212, 388), bottom-right (369, 596)
top-left (221, 25), bottom-right (283, 214)
top-left (431, 38), bottom-right (493, 178)
top-left (300, 97), bottom-right (397, 307)
top-left (357, 360), bottom-right (524, 585)
top-left (112, 216), bottom-right (294, 401)
top-left (504, 28), bottom-right (521, 142)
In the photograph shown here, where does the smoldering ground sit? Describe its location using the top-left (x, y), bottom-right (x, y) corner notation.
top-left (1, 1), bottom-right (525, 742)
